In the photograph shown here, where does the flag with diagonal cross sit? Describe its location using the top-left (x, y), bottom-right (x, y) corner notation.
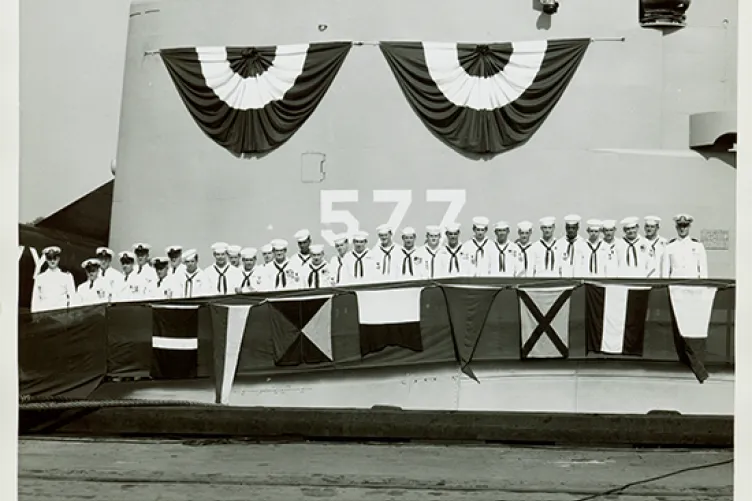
top-left (517, 285), bottom-right (575, 359)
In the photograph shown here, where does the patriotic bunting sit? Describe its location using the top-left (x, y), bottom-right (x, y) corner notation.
top-left (585, 284), bottom-right (652, 356)
top-left (268, 294), bottom-right (334, 365)
top-left (668, 285), bottom-right (718, 383)
top-left (161, 42), bottom-right (351, 155)
top-left (355, 288), bottom-right (424, 357)
top-left (518, 285), bottom-right (575, 359)
top-left (210, 304), bottom-right (253, 404)
top-left (380, 39), bottom-right (589, 155)
top-left (150, 304), bottom-right (200, 379)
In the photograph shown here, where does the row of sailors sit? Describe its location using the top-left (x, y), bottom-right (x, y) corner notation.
top-left (30, 214), bottom-right (707, 312)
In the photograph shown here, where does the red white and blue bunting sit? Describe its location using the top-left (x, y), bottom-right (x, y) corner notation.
top-left (160, 42), bottom-right (351, 156)
top-left (380, 39), bottom-right (590, 155)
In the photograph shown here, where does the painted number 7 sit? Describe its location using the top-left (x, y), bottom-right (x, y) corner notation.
top-left (373, 190), bottom-right (412, 232)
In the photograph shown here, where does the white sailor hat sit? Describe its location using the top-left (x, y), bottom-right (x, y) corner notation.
top-left (494, 221), bottom-right (510, 230)
top-left (564, 214), bottom-right (582, 225)
top-left (426, 225), bottom-right (442, 235)
top-left (472, 216), bottom-right (490, 228)
top-left (402, 227), bottom-right (416, 236)
top-left (118, 250), bottom-right (136, 261)
top-left (151, 256), bottom-right (170, 268)
top-left (261, 244), bottom-right (273, 253)
top-left (333, 234), bottom-right (349, 245)
top-left (376, 224), bottom-right (393, 235)
top-left (539, 217), bottom-right (556, 226)
top-left (227, 245), bottom-right (241, 256)
top-left (445, 222), bottom-right (461, 233)
top-left (211, 242), bottom-right (229, 253)
top-left (601, 219), bottom-right (617, 230)
top-left (586, 219), bottom-right (603, 230)
top-left (620, 217), bottom-right (640, 228)
top-left (132, 243), bottom-right (151, 253)
top-left (165, 245), bottom-right (183, 256)
top-left (673, 213), bottom-right (694, 224)
top-left (644, 216), bottom-right (662, 225)
top-left (517, 221), bottom-right (533, 232)
top-left (240, 247), bottom-right (257, 259)
top-left (82, 258), bottom-right (100, 269)
top-left (352, 230), bottom-right (369, 241)
top-left (271, 239), bottom-right (288, 251)
top-left (294, 229), bottom-right (311, 242)
top-left (182, 249), bottom-right (198, 260)
top-left (96, 247), bottom-right (114, 257)
top-left (42, 246), bottom-right (62, 257)
top-left (310, 244), bottom-right (325, 254)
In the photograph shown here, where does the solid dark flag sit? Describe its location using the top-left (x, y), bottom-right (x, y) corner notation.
top-left (439, 285), bottom-right (501, 379)
top-left (518, 285), bottom-right (574, 359)
top-left (586, 284), bottom-right (652, 356)
top-left (380, 38), bottom-right (589, 155)
top-left (151, 304), bottom-right (200, 379)
top-left (160, 42), bottom-right (351, 156)
top-left (268, 294), bottom-right (333, 366)
top-left (668, 285), bottom-right (717, 383)
top-left (355, 287), bottom-right (423, 357)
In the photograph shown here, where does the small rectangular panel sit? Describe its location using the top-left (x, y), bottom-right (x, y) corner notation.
top-left (301, 152), bottom-right (326, 183)
top-left (700, 229), bottom-right (730, 250)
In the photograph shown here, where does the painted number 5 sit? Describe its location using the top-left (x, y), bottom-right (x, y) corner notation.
top-left (321, 190), bottom-right (359, 246)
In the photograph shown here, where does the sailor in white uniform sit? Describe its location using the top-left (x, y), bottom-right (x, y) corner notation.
top-left (179, 249), bottom-right (210, 298)
top-left (261, 239), bottom-right (301, 291)
top-left (96, 247), bottom-right (123, 293)
top-left (76, 259), bottom-right (111, 306)
top-left (371, 224), bottom-right (401, 283)
top-left (581, 220), bottom-right (614, 278)
top-left (132, 243), bottom-right (157, 283)
top-left (558, 214), bottom-right (589, 278)
top-left (488, 221), bottom-right (525, 277)
top-left (203, 242), bottom-right (244, 296)
top-left (529, 217), bottom-right (563, 278)
top-left (514, 221), bottom-right (535, 277)
top-left (662, 214), bottom-right (708, 279)
top-left (599, 220), bottom-right (620, 277)
top-left (303, 244), bottom-right (334, 289)
top-left (340, 231), bottom-right (379, 285)
top-left (436, 223), bottom-right (475, 278)
top-left (236, 247), bottom-right (265, 293)
top-left (113, 251), bottom-right (149, 301)
top-left (397, 227), bottom-right (423, 280)
top-left (166, 245), bottom-right (186, 276)
top-left (415, 225), bottom-right (443, 279)
top-left (290, 229), bottom-right (313, 272)
top-left (614, 217), bottom-right (651, 278)
top-left (30, 246), bottom-right (77, 313)
top-left (260, 244), bottom-right (274, 266)
top-left (643, 216), bottom-right (669, 278)
top-left (329, 234), bottom-right (350, 285)
top-left (144, 257), bottom-right (182, 300)
top-left (227, 245), bottom-right (242, 268)
top-left (464, 217), bottom-right (491, 277)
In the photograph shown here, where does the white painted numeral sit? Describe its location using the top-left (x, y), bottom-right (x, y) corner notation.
top-left (373, 190), bottom-right (412, 232)
top-left (29, 247), bottom-right (45, 278)
top-left (18, 246), bottom-right (25, 261)
top-left (426, 189), bottom-right (466, 230)
top-left (320, 190), bottom-right (359, 246)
